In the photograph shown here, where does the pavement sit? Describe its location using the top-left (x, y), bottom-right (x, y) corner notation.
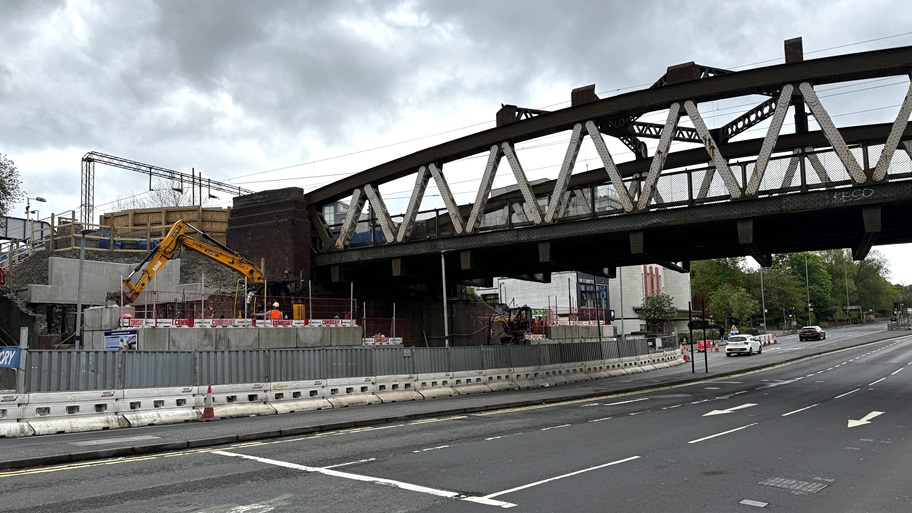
top-left (0, 324), bottom-right (905, 471)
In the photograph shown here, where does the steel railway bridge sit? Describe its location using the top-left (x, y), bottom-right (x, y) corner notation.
top-left (276, 38), bottom-right (912, 291)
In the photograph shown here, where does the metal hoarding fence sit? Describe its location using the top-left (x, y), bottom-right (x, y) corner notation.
top-left (21, 337), bottom-right (650, 392)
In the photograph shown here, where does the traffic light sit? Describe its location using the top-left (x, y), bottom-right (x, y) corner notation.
top-left (688, 320), bottom-right (709, 330)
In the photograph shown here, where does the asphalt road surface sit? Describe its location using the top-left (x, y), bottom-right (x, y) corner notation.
top-left (2, 324), bottom-right (910, 512)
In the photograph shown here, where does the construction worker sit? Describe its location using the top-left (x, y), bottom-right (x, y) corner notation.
top-left (268, 302), bottom-right (283, 320)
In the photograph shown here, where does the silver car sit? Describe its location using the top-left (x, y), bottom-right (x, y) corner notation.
top-left (725, 334), bottom-right (762, 356)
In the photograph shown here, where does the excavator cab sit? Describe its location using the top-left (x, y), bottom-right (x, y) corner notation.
top-left (489, 304), bottom-right (534, 344)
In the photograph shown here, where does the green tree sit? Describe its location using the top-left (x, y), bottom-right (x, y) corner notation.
top-left (690, 258), bottom-right (746, 304)
top-left (0, 154), bottom-right (23, 227)
top-left (638, 292), bottom-right (677, 333)
top-left (706, 283), bottom-right (759, 330)
top-left (744, 266), bottom-right (803, 327)
top-left (782, 252), bottom-right (834, 324)
top-left (855, 251), bottom-right (894, 316)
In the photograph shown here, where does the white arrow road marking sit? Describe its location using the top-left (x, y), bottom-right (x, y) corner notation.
top-left (848, 411), bottom-right (884, 428)
top-left (703, 403), bottom-right (757, 416)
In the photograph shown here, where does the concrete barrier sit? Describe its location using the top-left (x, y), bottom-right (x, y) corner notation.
top-left (484, 369), bottom-right (520, 392)
top-left (416, 373), bottom-right (458, 399)
top-left (197, 383), bottom-right (277, 419)
top-left (118, 386), bottom-right (199, 427)
top-left (0, 351), bottom-right (689, 438)
top-left (325, 378), bottom-right (383, 407)
top-left (374, 374), bottom-right (422, 403)
top-left (269, 380), bottom-right (334, 413)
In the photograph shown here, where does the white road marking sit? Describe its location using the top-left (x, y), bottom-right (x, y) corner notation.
top-left (740, 499), bottom-right (769, 508)
top-left (482, 456), bottom-right (640, 500)
top-left (413, 445), bottom-right (450, 453)
top-left (891, 368), bottom-right (904, 376)
top-left (835, 388), bottom-right (860, 399)
top-left (848, 411), bottom-right (884, 428)
top-left (782, 404), bottom-right (818, 417)
top-left (704, 387), bottom-right (722, 390)
top-left (589, 417), bottom-right (613, 423)
top-left (688, 423), bottom-right (758, 444)
top-left (868, 378), bottom-right (886, 386)
top-left (214, 451), bottom-right (516, 508)
top-left (602, 398), bottom-right (650, 406)
top-left (324, 458), bottom-right (376, 468)
top-left (70, 435), bottom-right (161, 446)
top-left (714, 381), bottom-right (743, 384)
top-left (541, 424), bottom-right (571, 431)
top-left (703, 403), bottom-right (757, 416)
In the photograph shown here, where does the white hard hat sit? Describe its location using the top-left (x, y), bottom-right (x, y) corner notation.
top-left (273, 302), bottom-right (279, 307)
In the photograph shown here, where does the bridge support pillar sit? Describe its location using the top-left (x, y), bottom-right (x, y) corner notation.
top-left (228, 187), bottom-right (311, 284)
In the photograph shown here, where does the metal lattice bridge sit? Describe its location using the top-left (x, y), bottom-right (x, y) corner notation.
top-left (304, 38), bottom-right (912, 289)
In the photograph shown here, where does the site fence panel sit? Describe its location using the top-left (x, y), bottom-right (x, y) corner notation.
top-left (413, 347), bottom-right (450, 374)
top-left (123, 351), bottom-right (194, 389)
top-left (601, 339), bottom-right (621, 360)
top-left (197, 350), bottom-right (268, 385)
top-left (371, 347), bottom-right (414, 376)
top-left (22, 336), bottom-right (661, 392)
top-left (325, 347), bottom-right (377, 379)
top-left (481, 346), bottom-right (515, 370)
top-left (448, 346), bottom-right (484, 372)
top-left (0, 368), bottom-right (16, 390)
top-left (558, 341), bottom-right (601, 364)
top-left (27, 350), bottom-right (119, 392)
top-left (271, 349), bottom-right (323, 382)
top-left (505, 345), bottom-right (542, 368)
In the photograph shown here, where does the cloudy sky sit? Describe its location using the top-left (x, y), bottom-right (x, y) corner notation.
top-left (4, 0), bottom-right (912, 282)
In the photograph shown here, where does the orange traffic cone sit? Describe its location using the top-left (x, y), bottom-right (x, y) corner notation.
top-left (201, 384), bottom-right (216, 420)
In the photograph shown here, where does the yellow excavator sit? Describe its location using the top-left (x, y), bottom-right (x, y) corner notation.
top-left (121, 219), bottom-right (264, 304)
top-left (489, 304), bottom-right (534, 344)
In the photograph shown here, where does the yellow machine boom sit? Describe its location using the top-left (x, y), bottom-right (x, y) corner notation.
top-left (122, 219), bottom-right (264, 303)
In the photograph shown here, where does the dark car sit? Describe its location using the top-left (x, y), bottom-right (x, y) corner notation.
top-left (799, 325), bottom-right (826, 341)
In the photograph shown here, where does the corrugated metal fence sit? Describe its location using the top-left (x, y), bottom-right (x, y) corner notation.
top-left (23, 338), bottom-right (648, 392)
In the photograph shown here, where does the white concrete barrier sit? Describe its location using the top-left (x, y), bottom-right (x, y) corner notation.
top-left (451, 371), bottom-right (492, 395)
top-left (0, 351), bottom-right (692, 437)
top-left (374, 374), bottom-right (422, 402)
top-left (269, 380), bottom-right (334, 413)
top-left (325, 377), bottom-right (382, 407)
top-left (118, 386), bottom-right (199, 427)
top-left (416, 373), bottom-right (458, 399)
top-left (484, 369), bottom-right (520, 392)
top-left (197, 383), bottom-right (276, 419)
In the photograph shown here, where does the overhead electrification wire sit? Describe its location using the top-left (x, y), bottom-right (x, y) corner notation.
top-left (232, 31), bottom-right (912, 191)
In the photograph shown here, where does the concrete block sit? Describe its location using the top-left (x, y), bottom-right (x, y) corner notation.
top-left (220, 328), bottom-right (257, 349)
top-left (170, 328), bottom-right (216, 351)
top-left (297, 327), bottom-right (331, 348)
top-left (139, 328), bottom-right (170, 350)
top-left (258, 329), bottom-right (297, 349)
top-left (331, 327), bottom-right (362, 346)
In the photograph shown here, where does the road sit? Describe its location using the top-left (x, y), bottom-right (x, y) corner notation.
top-left (2, 324), bottom-right (910, 512)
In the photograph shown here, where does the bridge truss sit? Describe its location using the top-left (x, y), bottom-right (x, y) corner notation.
top-left (305, 39), bottom-right (912, 288)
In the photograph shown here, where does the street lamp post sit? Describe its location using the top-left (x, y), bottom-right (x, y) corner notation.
top-left (440, 250), bottom-right (450, 348)
top-left (805, 255), bottom-right (813, 325)
top-left (24, 195), bottom-right (46, 242)
top-left (74, 228), bottom-right (93, 350)
top-left (759, 267), bottom-right (767, 332)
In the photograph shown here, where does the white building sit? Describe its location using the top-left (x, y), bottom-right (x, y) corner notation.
top-left (475, 265), bottom-right (692, 337)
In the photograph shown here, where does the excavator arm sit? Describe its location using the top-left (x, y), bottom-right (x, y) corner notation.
top-left (122, 219), bottom-right (264, 303)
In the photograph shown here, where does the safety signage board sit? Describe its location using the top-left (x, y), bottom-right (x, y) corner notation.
top-left (0, 347), bottom-right (21, 369)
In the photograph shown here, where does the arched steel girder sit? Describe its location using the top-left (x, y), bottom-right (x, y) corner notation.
top-left (306, 44), bottom-right (912, 207)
